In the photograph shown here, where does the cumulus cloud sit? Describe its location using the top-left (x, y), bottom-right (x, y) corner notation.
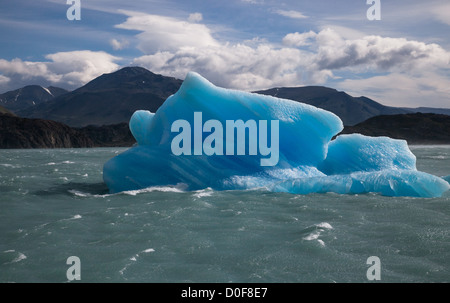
top-left (312, 29), bottom-right (450, 72)
top-left (133, 44), bottom-right (313, 90)
top-left (337, 72), bottom-right (450, 108)
top-left (282, 31), bottom-right (317, 47)
top-left (11, 11), bottom-right (440, 107)
top-left (116, 11), bottom-right (317, 90)
top-left (0, 50), bottom-right (120, 91)
top-left (118, 10), bottom-right (450, 100)
top-left (115, 10), bottom-right (219, 53)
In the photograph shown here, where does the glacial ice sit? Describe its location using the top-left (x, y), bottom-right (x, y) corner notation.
top-left (103, 72), bottom-right (450, 197)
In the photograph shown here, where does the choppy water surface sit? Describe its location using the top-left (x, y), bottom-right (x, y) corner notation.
top-left (1, 146), bottom-right (449, 282)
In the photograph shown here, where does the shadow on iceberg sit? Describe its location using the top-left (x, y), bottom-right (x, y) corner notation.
top-left (103, 72), bottom-right (450, 198)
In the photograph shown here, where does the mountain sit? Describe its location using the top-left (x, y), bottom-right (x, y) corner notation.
top-left (341, 113), bottom-right (450, 144)
top-left (18, 67), bottom-right (182, 127)
top-left (255, 86), bottom-right (411, 126)
top-left (0, 85), bottom-right (69, 112)
top-left (0, 114), bottom-right (94, 148)
top-left (0, 105), bottom-right (15, 115)
top-left (76, 123), bottom-right (135, 147)
top-left (0, 113), bottom-right (135, 149)
top-left (13, 67), bottom-right (449, 129)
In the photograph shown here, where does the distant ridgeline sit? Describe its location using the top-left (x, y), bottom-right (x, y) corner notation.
top-left (0, 66), bottom-right (449, 148)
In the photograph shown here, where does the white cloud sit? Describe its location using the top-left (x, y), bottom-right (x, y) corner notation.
top-left (0, 74), bottom-right (10, 85)
top-left (115, 10), bottom-right (219, 53)
top-left (118, 11), bottom-right (450, 109)
top-left (431, 3), bottom-right (450, 26)
top-left (0, 50), bottom-right (120, 91)
top-left (275, 9), bottom-right (308, 20)
top-left (188, 12), bottom-right (203, 23)
top-left (110, 38), bottom-right (130, 50)
top-left (337, 72), bottom-right (450, 108)
top-left (317, 25), bottom-right (366, 40)
top-left (282, 31), bottom-right (317, 47)
top-left (133, 44), bottom-right (313, 90)
top-left (294, 28), bottom-right (450, 74)
top-left (8, 11), bottom-right (440, 108)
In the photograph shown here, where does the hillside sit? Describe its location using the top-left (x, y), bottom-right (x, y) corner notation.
top-left (341, 113), bottom-right (450, 144)
top-left (0, 114), bottom-right (135, 149)
top-left (0, 85), bottom-right (68, 112)
top-left (255, 86), bottom-right (410, 126)
top-left (17, 67), bottom-right (182, 127)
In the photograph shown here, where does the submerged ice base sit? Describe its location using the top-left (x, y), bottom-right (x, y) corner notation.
top-left (103, 72), bottom-right (450, 197)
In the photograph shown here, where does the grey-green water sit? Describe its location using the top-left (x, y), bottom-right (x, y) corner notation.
top-left (1, 146), bottom-right (449, 283)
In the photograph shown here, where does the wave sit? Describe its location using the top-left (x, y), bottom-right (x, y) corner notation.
top-left (192, 188), bottom-right (214, 198)
top-left (301, 222), bottom-right (333, 247)
top-left (120, 248), bottom-right (156, 278)
top-left (68, 183), bottom-right (188, 198)
top-left (45, 161), bottom-right (75, 166)
top-left (2, 251), bottom-right (27, 265)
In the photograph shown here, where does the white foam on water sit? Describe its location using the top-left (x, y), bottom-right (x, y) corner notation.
top-left (303, 222), bottom-right (333, 245)
top-left (193, 188), bottom-right (214, 198)
top-left (0, 164), bottom-right (16, 168)
top-left (69, 183), bottom-right (189, 199)
top-left (69, 190), bottom-right (91, 197)
top-left (119, 266), bottom-right (128, 276)
top-left (303, 231), bottom-right (320, 241)
top-left (68, 190), bottom-right (111, 198)
top-left (317, 222), bottom-right (333, 230)
top-left (122, 184), bottom-right (187, 196)
top-left (7, 252), bottom-right (27, 264)
top-left (120, 249), bottom-right (155, 278)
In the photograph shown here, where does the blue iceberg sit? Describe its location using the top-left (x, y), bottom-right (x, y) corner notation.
top-left (103, 72), bottom-right (450, 197)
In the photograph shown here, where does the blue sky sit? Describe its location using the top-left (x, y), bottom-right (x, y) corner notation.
top-left (0, 0), bottom-right (449, 108)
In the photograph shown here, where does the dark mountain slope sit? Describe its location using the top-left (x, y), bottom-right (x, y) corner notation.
top-left (18, 67), bottom-right (182, 127)
top-left (0, 114), bottom-right (94, 148)
top-left (341, 113), bottom-right (450, 144)
top-left (255, 86), bottom-right (410, 126)
top-left (0, 85), bottom-right (69, 112)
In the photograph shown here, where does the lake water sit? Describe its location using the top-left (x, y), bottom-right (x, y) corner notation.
top-left (1, 146), bottom-right (449, 283)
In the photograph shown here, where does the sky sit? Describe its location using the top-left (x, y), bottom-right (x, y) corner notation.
top-left (0, 0), bottom-right (449, 108)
